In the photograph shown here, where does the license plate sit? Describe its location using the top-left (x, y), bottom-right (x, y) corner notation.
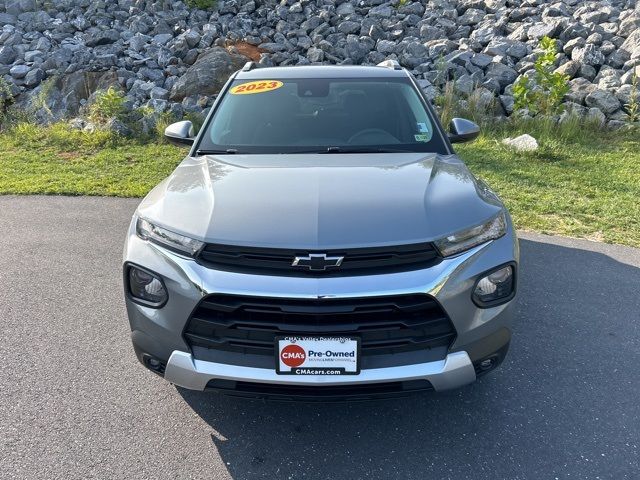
top-left (276, 336), bottom-right (360, 375)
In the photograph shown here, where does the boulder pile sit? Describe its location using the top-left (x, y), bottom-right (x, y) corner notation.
top-left (0, 0), bottom-right (639, 127)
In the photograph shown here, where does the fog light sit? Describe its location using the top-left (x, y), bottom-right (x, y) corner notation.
top-left (127, 265), bottom-right (168, 307)
top-left (472, 264), bottom-right (515, 307)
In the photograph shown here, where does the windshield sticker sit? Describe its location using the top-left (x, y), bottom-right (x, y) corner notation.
top-left (230, 80), bottom-right (283, 95)
top-left (416, 122), bottom-right (429, 133)
top-left (414, 134), bottom-right (430, 142)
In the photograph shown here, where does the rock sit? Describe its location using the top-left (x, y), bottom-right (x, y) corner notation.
top-left (169, 48), bottom-right (247, 102)
top-left (571, 44), bottom-right (605, 67)
top-left (9, 65), bottom-right (30, 79)
top-left (5, 0), bottom-right (36, 16)
top-left (485, 62), bottom-right (518, 89)
top-left (502, 134), bottom-right (539, 151)
top-left (585, 89), bottom-right (621, 115)
top-left (307, 47), bottom-right (324, 63)
top-left (586, 107), bottom-right (606, 126)
top-left (24, 68), bottom-right (44, 87)
top-left (107, 118), bottom-right (133, 137)
top-left (0, 46), bottom-right (18, 65)
top-left (554, 60), bottom-right (580, 79)
top-left (85, 29), bottom-right (121, 47)
top-left (565, 78), bottom-right (596, 104)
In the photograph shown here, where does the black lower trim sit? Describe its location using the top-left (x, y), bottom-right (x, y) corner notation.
top-left (204, 378), bottom-right (434, 402)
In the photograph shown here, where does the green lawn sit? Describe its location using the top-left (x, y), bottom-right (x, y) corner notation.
top-left (0, 122), bottom-right (638, 247)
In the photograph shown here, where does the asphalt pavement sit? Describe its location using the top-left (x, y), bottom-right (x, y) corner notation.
top-left (0, 196), bottom-right (639, 480)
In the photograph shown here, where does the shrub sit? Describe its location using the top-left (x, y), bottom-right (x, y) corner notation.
top-left (513, 36), bottom-right (569, 116)
top-left (185, 0), bottom-right (216, 9)
top-left (626, 72), bottom-right (639, 123)
top-left (0, 77), bottom-right (14, 126)
top-left (88, 86), bottom-right (126, 124)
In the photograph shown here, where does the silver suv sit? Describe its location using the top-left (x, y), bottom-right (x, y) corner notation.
top-left (123, 61), bottom-right (518, 401)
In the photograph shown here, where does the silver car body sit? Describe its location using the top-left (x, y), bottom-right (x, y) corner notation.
top-left (124, 64), bottom-right (519, 398)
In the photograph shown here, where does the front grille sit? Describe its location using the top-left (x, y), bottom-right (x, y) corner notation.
top-left (195, 242), bottom-right (441, 276)
top-left (184, 294), bottom-right (456, 365)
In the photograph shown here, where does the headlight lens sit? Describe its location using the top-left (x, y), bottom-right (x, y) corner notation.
top-left (127, 265), bottom-right (168, 306)
top-left (472, 264), bottom-right (515, 307)
top-left (434, 212), bottom-right (506, 257)
top-left (136, 217), bottom-right (204, 256)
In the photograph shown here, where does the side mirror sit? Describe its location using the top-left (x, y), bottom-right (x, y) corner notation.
top-left (164, 120), bottom-right (195, 145)
top-left (448, 118), bottom-right (480, 143)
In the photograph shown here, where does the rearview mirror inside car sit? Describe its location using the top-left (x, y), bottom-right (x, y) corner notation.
top-left (164, 121), bottom-right (195, 145)
top-left (448, 118), bottom-right (480, 144)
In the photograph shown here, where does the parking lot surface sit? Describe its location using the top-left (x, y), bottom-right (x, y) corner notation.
top-left (1, 196), bottom-right (638, 479)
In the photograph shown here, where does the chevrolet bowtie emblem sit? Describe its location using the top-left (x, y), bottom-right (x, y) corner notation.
top-left (292, 253), bottom-right (344, 271)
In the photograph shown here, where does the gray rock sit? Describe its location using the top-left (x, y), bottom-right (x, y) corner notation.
top-left (585, 89), bottom-right (621, 115)
top-left (85, 29), bottom-right (121, 48)
top-left (565, 78), bottom-right (596, 105)
top-left (586, 107), bottom-right (606, 126)
top-left (169, 47), bottom-right (247, 101)
top-left (527, 23), bottom-right (557, 41)
top-left (563, 38), bottom-right (585, 56)
top-left (502, 134), bottom-right (538, 151)
top-left (307, 47), bottom-right (324, 63)
top-left (554, 60), bottom-right (580, 79)
top-left (9, 65), bottom-right (30, 79)
top-left (485, 62), bottom-right (518, 89)
top-left (5, 0), bottom-right (36, 16)
top-left (338, 21), bottom-right (361, 35)
top-left (24, 68), bottom-right (44, 87)
top-left (0, 46), bottom-right (17, 65)
top-left (571, 44), bottom-right (605, 67)
top-left (107, 118), bottom-right (133, 137)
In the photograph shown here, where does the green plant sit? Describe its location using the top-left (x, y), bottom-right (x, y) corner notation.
top-left (513, 36), bottom-right (570, 116)
top-left (396, 0), bottom-right (410, 8)
top-left (626, 72), bottom-right (639, 123)
top-left (88, 86), bottom-right (126, 124)
top-left (185, 0), bottom-right (216, 9)
top-left (0, 77), bottom-right (14, 126)
top-left (435, 80), bottom-right (457, 127)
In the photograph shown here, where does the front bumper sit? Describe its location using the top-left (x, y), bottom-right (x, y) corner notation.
top-left (124, 215), bottom-right (519, 394)
top-left (164, 350), bottom-right (476, 391)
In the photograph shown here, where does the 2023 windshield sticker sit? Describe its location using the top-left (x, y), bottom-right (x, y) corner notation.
top-left (229, 80), bottom-right (284, 95)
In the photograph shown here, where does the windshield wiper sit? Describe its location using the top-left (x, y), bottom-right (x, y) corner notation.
top-left (195, 148), bottom-right (238, 155)
top-left (322, 146), bottom-right (412, 154)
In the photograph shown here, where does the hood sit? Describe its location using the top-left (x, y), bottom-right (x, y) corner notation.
top-left (136, 153), bottom-right (504, 249)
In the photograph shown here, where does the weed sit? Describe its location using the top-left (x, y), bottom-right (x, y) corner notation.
top-left (626, 72), bottom-right (639, 123)
top-left (88, 87), bottom-right (126, 124)
top-left (185, 0), bottom-right (217, 9)
top-left (513, 36), bottom-right (569, 116)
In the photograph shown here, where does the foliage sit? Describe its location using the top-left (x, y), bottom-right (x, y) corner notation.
top-left (88, 87), bottom-right (126, 124)
top-left (435, 81), bottom-right (496, 128)
top-left (396, 0), bottom-right (410, 8)
top-left (625, 72), bottom-right (639, 123)
top-left (185, 0), bottom-right (217, 9)
top-left (0, 77), bottom-right (14, 125)
top-left (513, 36), bottom-right (570, 116)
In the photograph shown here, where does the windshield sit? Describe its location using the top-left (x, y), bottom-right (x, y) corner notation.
top-left (197, 77), bottom-right (448, 154)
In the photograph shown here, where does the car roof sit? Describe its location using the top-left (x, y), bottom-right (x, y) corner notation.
top-left (235, 64), bottom-right (410, 80)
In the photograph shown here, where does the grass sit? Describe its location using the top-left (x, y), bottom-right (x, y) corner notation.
top-left (0, 120), bottom-right (638, 247)
top-left (457, 120), bottom-right (640, 247)
top-left (0, 123), bottom-right (187, 197)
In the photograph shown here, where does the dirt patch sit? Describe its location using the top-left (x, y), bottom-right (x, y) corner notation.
top-left (226, 41), bottom-right (265, 62)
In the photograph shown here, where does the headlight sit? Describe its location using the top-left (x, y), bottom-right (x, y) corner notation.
top-left (126, 265), bottom-right (168, 307)
top-left (472, 264), bottom-right (516, 307)
top-left (434, 211), bottom-right (506, 257)
top-left (136, 217), bottom-right (204, 256)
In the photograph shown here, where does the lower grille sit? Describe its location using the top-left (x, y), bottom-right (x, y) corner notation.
top-left (184, 294), bottom-right (456, 364)
top-left (205, 378), bottom-right (434, 401)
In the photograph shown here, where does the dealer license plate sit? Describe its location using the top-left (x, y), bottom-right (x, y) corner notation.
top-left (276, 336), bottom-right (360, 375)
